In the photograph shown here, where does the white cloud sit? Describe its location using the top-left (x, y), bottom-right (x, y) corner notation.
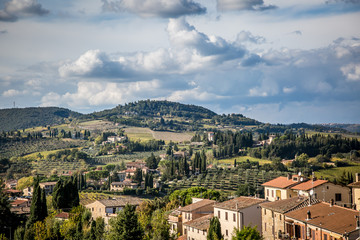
top-left (167, 87), bottom-right (227, 102)
top-left (2, 89), bottom-right (20, 97)
top-left (0, 0), bottom-right (49, 22)
top-left (101, 0), bottom-right (206, 18)
top-left (341, 63), bottom-right (360, 81)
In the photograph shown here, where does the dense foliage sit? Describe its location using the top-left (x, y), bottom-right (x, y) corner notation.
top-left (0, 107), bottom-right (82, 132)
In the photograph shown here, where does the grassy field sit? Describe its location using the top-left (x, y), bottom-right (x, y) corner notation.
top-left (217, 155), bottom-right (272, 165)
top-left (315, 163), bottom-right (360, 181)
top-left (124, 127), bottom-right (194, 143)
top-left (22, 148), bottom-right (80, 160)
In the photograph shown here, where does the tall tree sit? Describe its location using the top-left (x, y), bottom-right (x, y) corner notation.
top-left (108, 204), bottom-right (144, 240)
top-left (0, 178), bottom-right (15, 239)
top-left (207, 217), bottom-right (222, 240)
top-left (27, 178), bottom-right (46, 227)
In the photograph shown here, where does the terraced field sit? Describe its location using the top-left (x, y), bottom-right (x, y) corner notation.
top-left (124, 127), bottom-right (193, 143)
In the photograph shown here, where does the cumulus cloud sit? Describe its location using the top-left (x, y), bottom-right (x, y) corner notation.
top-left (101, 0), bottom-right (206, 18)
top-left (216, 0), bottom-right (277, 11)
top-left (167, 87), bottom-right (228, 102)
top-left (236, 31), bottom-right (265, 44)
top-left (0, 0), bottom-right (49, 22)
top-left (2, 89), bottom-right (28, 97)
top-left (59, 18), bottom-right (247, 78)
top-left (41, 79), bottom-right (164, 108)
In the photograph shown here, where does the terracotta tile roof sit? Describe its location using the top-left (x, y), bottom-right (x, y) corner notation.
top-left (262, 176), bottom-right (302, 189)
top-left (183, 214), bottom-right (213, 230)
top-left (260, 197), bottom-right (320, 214)
top-left (348, 181), bottom-right (360, 188)
top-left (55, 212), bottom-right (70, 219)
top-left (179, 199), bottom-right (215, 213)
top-left (39, 181), bottom-right (57, 186)
top-left (285, 202), bottom-right (359, 235)
top-left (177, 235), bottom-right (187, 240)
top-left (291, 180), bottom-right (328, 191)
top-left (5, 189), bottom-right (22, 193)
top-left (214, 197), bottom-right (265, 211)
top-left (11, 199), bottom-right (28, 206)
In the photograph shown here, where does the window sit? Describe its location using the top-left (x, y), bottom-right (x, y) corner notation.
top-left (92, 208), bottom-right (94, 211)
top-left (197, 229), bottom-right (199, 233)
top-left (335, 193), bottom-right (342, 202)
top-left (233, 213), bottom-right (236, 222)
top-left (280, 215), bottom-right (281, 220)
top-left (265, 223), bottom-right (266, 231)
top-left (272, 190), bottom-right (274, 197)
top-left (225, 212), bottom-right (228, 220)
top-left (267, 189), bottom-right (269, 196)
top-left (324, 234), bottom-right (328, 240)
top-left (218, 211), bottom-right (220, 219)
top-left (226, 230), bottom-right (228, 236)
top-left (192, 227), bottom-right (194, 232)
top-left (264, 209), bottom-right (266, 215)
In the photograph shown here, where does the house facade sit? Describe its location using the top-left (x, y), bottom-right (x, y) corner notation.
top-left (347, 173), bottom-right (360, 210)
top-left (291, 179), bottom-right (351, 207)
top-left (214, 196), bottom-right (265, 240)
top-left (183, 214), bottom-right (213, 240)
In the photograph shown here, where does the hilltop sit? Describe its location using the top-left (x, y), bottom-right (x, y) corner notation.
top-left (0, 107), bottom-right (82, 132)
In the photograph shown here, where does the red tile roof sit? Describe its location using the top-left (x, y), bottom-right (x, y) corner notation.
top-left (285, 202), bottom-right (359, 235)
top-left (262, 176), bottom-right (302, 189)
top-left (177, 235), bottom-right (187, 240)
top-left (11, 199), bottom-right (28, 206)
top-left (291, 180), bottom-right (328, 191)
top-left (260, 196), bottom-right (320, 214)
top-left (55, 212), bottom-right (70, 219)
top-left (214, 196), bottom-right (265, 211)
top-left (348, 181), bottom-right (360, 188)
top-left (179, 199), bottom-right (215, 213)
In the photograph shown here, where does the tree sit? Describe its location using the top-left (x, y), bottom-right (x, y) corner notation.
top-left (232, 225), bottom-right (262, 240)
top-left (207, 217), bottom-right (222, 240)
top-left (151, 209), bottom-right (170, 240)
top-left (107, 204), bottom-right (144, 240)
top-left (0, 178), bottom-right (15, 239)
top-left (133, 168), bottom-right (143, 186)
top-left (95, 217), bottom-right (105, 240)
top-left (52, 177), bottom-right (79, 210)
top-left (27, 179), bottom-right (47, 227)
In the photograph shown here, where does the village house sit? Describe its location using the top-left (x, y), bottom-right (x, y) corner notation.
top-left (260, 197), bottom-right (320, 240)
top-left (262, 174), bottom-right (305, 201)
top-left (284, 201), bottom-right (359, 240)
top-left (290, 178), bottom-right (351, 207)
top-left (39, 181), bottom-right (57, 195)
top-left (347, 173), bottom-right (360, 210)
top-left (168, 209), bottom-right (182, 236)
top-left (173, 150), bottom-right (189, 159)
top-left (214, 196), bottom-right (266, 240)
top-left (183, 214), bottom-right (213, 240)
top-left (86, 197), bottom-right (143, 224)
top-left (107, 136), bottom-right (127, 143)
top-left (178, 199), bottom-right (216, 235)
top-left (110, 180), bottom-right (139, 191)
top-left (5, 179), bottom-right (17, 189)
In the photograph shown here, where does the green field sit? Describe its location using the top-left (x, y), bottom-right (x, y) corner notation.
top-left (217, 155), bottom-right (272, 165)
top-left (315, 163), bottom-right (360, 181)
top-left (124, 127), bottom-right (194, 143)
top-left (124, 127), bottom-right (154, 142)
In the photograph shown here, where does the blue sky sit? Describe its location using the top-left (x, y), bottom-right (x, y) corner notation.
top-left (0, 0), bottom-right (359, 124)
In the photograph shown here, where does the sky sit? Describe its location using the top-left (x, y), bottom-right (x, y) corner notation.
top-left (0, 0), bottom-right (360, 124)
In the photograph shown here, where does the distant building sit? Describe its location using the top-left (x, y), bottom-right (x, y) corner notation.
top-left (86, 197), bottom-right (143, 224)
top-left (207, 132), bottom-right (214, 142)
top-left (39, 182), bottom-right (57, 195)
top-left (110, 181), bottom-right (139, 191)
top-left (168, 209), bottom-right (182, 236)
top-left (347, 172), bottom-right (360, 210)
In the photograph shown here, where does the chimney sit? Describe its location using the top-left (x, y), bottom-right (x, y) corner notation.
top-left (287, 173), bottom-right (292, 180)
top-left (330, 199), bottom-right (334, 207)
top-left (306, 210), bottom-right (311, 221)
top-left (356, 173), bottom-right (360, 183)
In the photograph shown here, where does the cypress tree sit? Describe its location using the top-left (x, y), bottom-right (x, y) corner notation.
top-left (40, 187), bottom-right (48, 220)
top-left (27, 179), bottom-right (44, 227)
top-left (207, 217), bottom-right (222, 240)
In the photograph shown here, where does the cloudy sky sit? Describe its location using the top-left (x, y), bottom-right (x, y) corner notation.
top-left (0, 0), bottom-right (359, 124)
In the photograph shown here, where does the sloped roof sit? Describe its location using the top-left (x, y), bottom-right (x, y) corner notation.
top-left (55, 212), bottom-right (70, 219)
top-left (291, 180), bottom-right (328, 191)
top-left (348, 181), bottom-right (360, 188)
top-left (260, 197), bottom-right (320, 214)
top-left (183, 214), bottom-right (213, 231)
top-left (179, 199), bottom-right (215, 213)
top-left (214, 196), bottom-right (265, 211)
top-left (262, 176), bottom-right (302, 189)
top-left (285, 202), bottom-right (359, 235)
top-left (89, 197), bottom-right (143, 207)
top-left (11, 199), bottom-right (28, 206)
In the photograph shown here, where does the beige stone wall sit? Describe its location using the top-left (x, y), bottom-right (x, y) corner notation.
top-left (264, 187), bottom-right (296, 201)
top-left (352, 188), bottom-right (360, 210)
top-left (86, 201), bottom-right (106, 219)
top-left (262, 208), bottom-right (286, 240)
top-left (185, 225), bottom-right (207, 240)
top-left (181, 204), bottom-right (214, 234)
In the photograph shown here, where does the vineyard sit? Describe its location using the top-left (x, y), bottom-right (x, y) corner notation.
top-left (0, 138), bottom-right (86, 159)
top-left (32, 158), bottom-right (88, 175)
top-left (169, 166), bottom-right (287, 195)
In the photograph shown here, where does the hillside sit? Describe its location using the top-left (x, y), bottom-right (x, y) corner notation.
top-left (0, 107), bottom-right (82, 131)
top-left (88, 100), bottom-right (217, 120)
